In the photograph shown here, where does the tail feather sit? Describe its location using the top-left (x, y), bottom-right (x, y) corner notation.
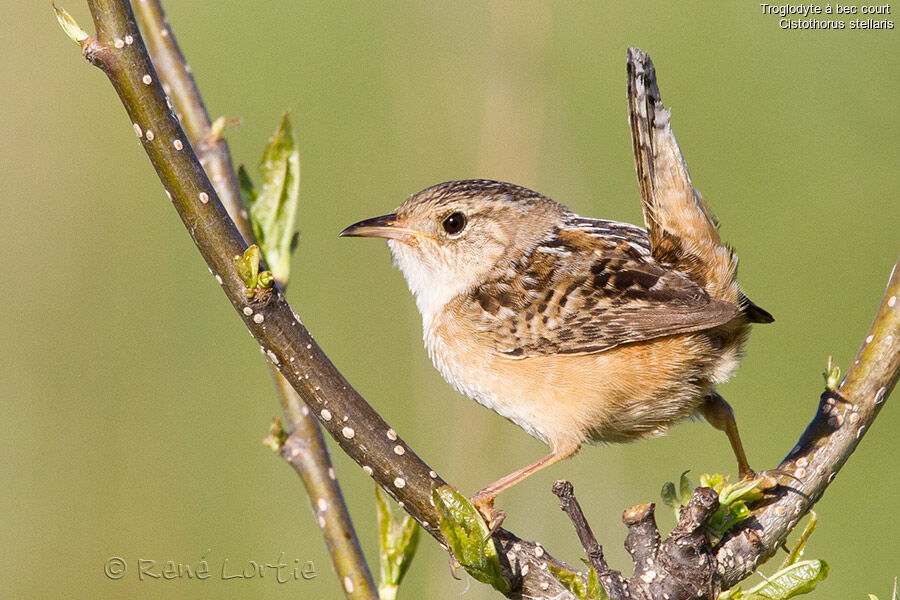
top-left (627, 48), bottom-right (739, 304)
top-left (740, 294), bottom-right (775, 324)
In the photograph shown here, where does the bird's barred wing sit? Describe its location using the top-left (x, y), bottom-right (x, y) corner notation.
top-left (460, 221), bottom-right (739, 358)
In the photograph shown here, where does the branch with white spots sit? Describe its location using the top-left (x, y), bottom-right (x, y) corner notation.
top-left (130, 0), bottom-right (252, 243)
top-left (715, 257), bottom-right (900, 586)
top-left (124, 2), bottom-right (377, 598)
top-left (74, 1), bottom-right (378, 598)
top-left (64, 1), bottom-right (579, 598)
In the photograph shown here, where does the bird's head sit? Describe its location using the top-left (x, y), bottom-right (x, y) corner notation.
top-left (340, 180), bottom-right (566, 318)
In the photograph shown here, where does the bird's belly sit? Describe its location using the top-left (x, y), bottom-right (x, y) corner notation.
top-left (426, 318), bottom-right (720, 454)
top-left (424, 326), bottom-right (544, 439)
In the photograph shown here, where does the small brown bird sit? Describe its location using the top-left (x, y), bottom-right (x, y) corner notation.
top-left (341, 50), bottom-right (773, 527)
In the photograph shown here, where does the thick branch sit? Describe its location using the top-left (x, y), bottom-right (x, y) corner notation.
top-left (716, 258), bottom-right (900, 585)
top-left (84, 0), bottom-right (445, 531)
top-left (128, 3), bottom-right (375, 597)
top-left (73, 1), bottom-right (575, 596)
top-left (556, 483), bottom-right (719, 600)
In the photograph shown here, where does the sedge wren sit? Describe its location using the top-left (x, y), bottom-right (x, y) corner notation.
top-left (341, 50), bottom-right (773, 527)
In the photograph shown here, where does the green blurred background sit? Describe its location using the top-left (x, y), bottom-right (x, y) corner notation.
top-left (3, 1), bottom-right (898, 598)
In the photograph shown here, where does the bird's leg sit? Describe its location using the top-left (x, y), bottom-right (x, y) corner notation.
top-left (702, 393), bottom-right (796, 487)
top-left (701, 392), bottom-right (755, 479)
top-left (471, 449), bottom-right (574, 532)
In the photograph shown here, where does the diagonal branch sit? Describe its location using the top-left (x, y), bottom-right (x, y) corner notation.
top-left (551, 254), bottom-right (897, 599)
top-left (66, 1), bottom-right (576, 596)
top-left (129, 2), bottom-right (375, 597)
top-left (553, 481), bottom-right (628, 598)
top-left (716, 257), bottom-right (899, 585)
top-left (130, 0), bottom-right (252, 242)
top-left (80, 0), bottom-right (447, 532)
top-left (625, 45), bottom-right (898, 586)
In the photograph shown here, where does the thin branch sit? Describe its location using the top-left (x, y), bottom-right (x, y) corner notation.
top-left (553, 481), bottom-right (627, 598)
top-left (276, 374), bottom-right (375, 599)
top-left (275, 378), bottom-right (378, 600)
top-left (70, 1), bottom-right (575, 596)
top-left (130, 0), bottom-right (252, 242)
top-left (127, 2), bottom-right (375, 597)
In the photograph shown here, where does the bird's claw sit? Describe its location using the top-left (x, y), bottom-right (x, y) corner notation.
top-left (447, 555), bottom-right (462, 580)
top-left (471, 493), bottom-right (507, 538)
top-left (739, 467), bottom-right (798, 488)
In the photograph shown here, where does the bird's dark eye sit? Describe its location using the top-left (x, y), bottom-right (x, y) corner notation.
top-left (442, 212), bottom-right (467, 235)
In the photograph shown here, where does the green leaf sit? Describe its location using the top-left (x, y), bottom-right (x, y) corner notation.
top-left (740, 559), bottom-right (829, 599)
top-left (700, 472), bottom-right (726, 492)
top-left (586, 566), bottom-right (600, 599)
top-left (551, 562), bottom-right (611, 600)
top-left (661, 470), bottom-right (693, 520)
top-left (53, 3), bottom-right (89, 44)
top-left (661, 481), bottom-right (678, 511)
top-left (376, 487), bottom-right (421, 600)
top-left (432, 486), bottom-right (510, 594)
top-left (242, 111), bottom-right (301, 287)
top-left (234, 245), bottom-right (260, 287)
top-left (780, 511), bottom-right (818, 569)
top-left (718, 477), bottom-right (766, 507)
top-left (823, 356), bottom-right (841, 391)
top-left (586, 566), bottom-right (611, 600)
top-left (233, 244), bottom-right (261, 297)
top-left (258, 270), bottom-right (274, 289)
top-left (549, 563), bottom-right (587, 599)
top-left (701, 472), bottom-right (772, 543)
top-left (679, 470), bottom-right (693, 504)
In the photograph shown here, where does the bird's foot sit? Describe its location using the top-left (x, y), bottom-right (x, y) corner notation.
top-left (739, 466), bottom-right (798, 487)
top-left (470, 492), bottom-right (507, 537)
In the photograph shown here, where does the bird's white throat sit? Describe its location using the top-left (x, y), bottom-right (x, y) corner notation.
top-left (387, 239), bottom-right (476, 324)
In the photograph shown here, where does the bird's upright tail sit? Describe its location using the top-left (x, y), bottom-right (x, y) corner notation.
top-left (626, 47), bottom-right (742, 306)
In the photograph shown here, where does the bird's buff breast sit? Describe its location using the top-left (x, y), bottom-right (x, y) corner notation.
top-left (424, 309), bottom-right (716, 454)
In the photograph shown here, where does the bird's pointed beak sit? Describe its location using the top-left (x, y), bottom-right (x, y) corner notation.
top-left (340, 214), bottom-right (432, 242)
top-left (339, 214), bottom-right (398, 238)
